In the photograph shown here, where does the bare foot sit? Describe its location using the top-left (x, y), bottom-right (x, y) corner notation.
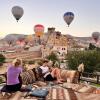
top-left (57, 80), bottom-right (63, 84)
top-left (59, 79), bottom-right (64, 82)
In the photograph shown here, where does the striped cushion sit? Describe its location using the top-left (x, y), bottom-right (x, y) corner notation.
top-left (23, 86), bottom-right (100, 100)
top-left (78, 86), bottom-right (96, 93)
top-left (20, 70), bottom-right (36, 85)
top-left (60, 70), bottom-right (79, 83)
top-left (62, 83), bottom-right (86, 91)
top-left (93, 89), bottom-right (100, 94)
top-left (61, 83), bottom-right (97, 94)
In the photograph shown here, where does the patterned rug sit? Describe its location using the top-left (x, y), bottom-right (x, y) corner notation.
top-left (0, 91), bottom-right (19, 100)
top-left (0, 83), bottom-right (100, 100)
top-left (21, 86), bottom-right (77, 100)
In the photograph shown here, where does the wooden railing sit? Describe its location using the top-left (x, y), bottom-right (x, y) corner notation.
top-left (80, 72), bottom-right (100, 85)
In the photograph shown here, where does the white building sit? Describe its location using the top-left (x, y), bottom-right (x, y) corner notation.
top-left (53, 46), bottom-right (67, 57)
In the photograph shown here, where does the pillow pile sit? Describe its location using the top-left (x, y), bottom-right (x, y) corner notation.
top-left (20, 70), bottom-right (36, 85)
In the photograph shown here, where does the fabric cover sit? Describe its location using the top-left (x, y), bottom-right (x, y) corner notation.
top-left (29, 88), bottom-right (49, 98)
top-left (20, 70), bottom-right (36, 85)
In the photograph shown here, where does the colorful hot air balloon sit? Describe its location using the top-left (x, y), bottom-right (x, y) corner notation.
top-left (34, 24), bottom-right (44, 37)
top-left (63, 12), bottom-right (74, 27)
top-left (92, 32), bottom-right (100, 43)
top-left (12, 6), bottom-right (24, 22)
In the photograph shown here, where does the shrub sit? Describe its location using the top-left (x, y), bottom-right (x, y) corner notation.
top-left (0, 54), bottom-right (5, 66)
top-left (95, 63), bottom-right (100, 72)
top-left (0, 77), bottom-right (3, 84)
top-left (66, 50), bottom-right (100, 73)
top-left (46, 52), bottom-right (59, 64)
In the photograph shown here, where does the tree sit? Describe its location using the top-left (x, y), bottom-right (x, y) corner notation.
top-left (0, 54), bottom-right (5, 66)
top-left (95, 63), bottom-right (100, 72)
top-left (88, 43), bottom-right (96, 50)
top-left (66, 51), bottom-right (100, 73)
top-left (46, 52), bottom-right (59, 64)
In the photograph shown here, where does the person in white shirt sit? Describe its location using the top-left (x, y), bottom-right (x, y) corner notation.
top-left (39, 60), bottom-right (63, 83)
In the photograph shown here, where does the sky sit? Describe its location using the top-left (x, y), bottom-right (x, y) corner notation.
top-left (0, 0), bottom-right (100, 38)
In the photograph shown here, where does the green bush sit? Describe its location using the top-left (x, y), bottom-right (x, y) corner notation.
top-left (88, 43), bottom-right (100, 51)
top-left (0, 54), bottom-right (5, 66)
top-left (66, 50), bottom-right (100, 73)
top-left (46, 52), bottom-right (59, 64)
top-left (0, 77), bottom-right (3, 84)
top-left (88, 43), bottom-right (96, 50)
top-left (95, 63), bottom-right (100, 72)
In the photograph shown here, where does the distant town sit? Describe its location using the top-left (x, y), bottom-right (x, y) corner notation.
top-left (0, 27), bottom-right (99, 62)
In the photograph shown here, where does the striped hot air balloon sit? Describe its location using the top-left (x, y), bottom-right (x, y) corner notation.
top-left (34, 24), bottom-right (44, 37)
top-left (63, 12), bottom-right (74, 27)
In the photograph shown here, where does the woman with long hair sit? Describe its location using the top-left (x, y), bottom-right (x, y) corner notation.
top-left (6, 58), bottom-right (22, 92)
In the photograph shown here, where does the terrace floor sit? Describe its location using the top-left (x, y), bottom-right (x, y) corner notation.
top-left (0, 82), bottom-right (100, 100)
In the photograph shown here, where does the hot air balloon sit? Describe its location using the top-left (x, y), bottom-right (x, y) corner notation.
top-left (5, 34), bottom-right (17, 46)
top-left (63, 12), bottom-right (74, 27)
top-left (12, 6), bottom-right (24, 22)
top-left (34, 24), bottom-right (44, 37)
top-left (92, 32), bottom-right (100, 43)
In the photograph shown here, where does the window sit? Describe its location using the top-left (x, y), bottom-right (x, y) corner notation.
top-left (64, 48), bottom-right (65, 50)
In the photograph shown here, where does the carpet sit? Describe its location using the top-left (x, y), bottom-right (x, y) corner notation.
top-left (22, 86), bottom-right (77, 100)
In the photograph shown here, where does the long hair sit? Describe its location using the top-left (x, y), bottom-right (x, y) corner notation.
top-left (12, 58), bottom-right (22, 67)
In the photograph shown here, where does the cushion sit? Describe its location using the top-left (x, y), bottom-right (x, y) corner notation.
top-left (78, 86), bottom-right (96, 93)
top-left (29, 88), bottom-right (49, 98)
top-left (93, 89), bottom-right (100, 94)
top-left (20, 70), bottom-right (36, 85)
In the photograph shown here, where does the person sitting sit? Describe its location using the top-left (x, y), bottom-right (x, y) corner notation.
top-left (5, 58), bottom-right (23, 92)
top-left (38, 60), bottom-right (63, 83)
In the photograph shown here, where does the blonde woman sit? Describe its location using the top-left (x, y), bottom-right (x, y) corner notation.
top-left (6, 58), bottom-right (22, 92)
